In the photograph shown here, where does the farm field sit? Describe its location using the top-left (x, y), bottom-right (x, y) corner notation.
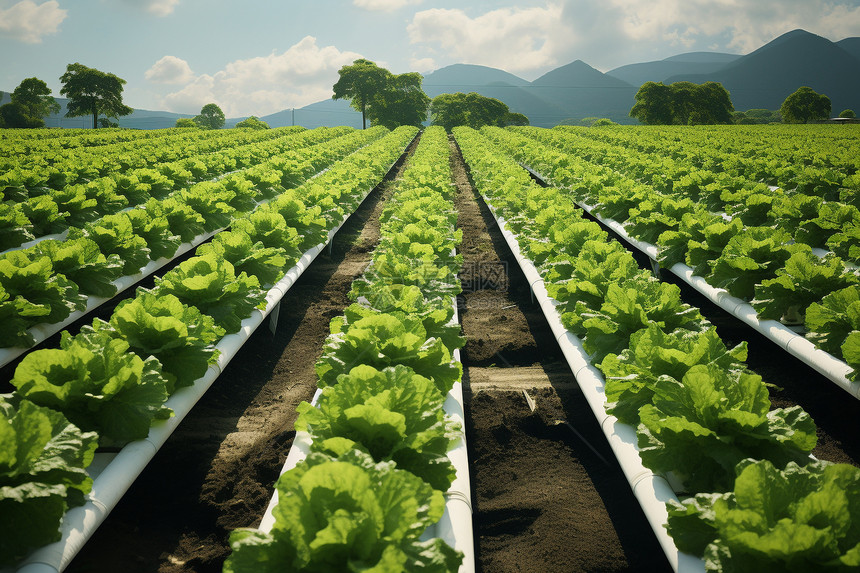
top-left (2, 124), bottom-right (860, 573)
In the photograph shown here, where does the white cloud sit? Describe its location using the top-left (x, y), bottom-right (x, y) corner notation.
top-left (407, 4), bottom-right (574, 72)
top-left (353, 0), bottom-right (421, 11)
top-left (0, 0), bottom-right (66, 43)
top-left (410, 57), bottom-right (436, 73)
top-left (608, 0), bottom-right (860, 54)
top-left (145, 55), bottom-right (195, 84)
top-left (159, 36), bottom-right (362, 117)
top-left (144, 0), bottom-right (178, 17)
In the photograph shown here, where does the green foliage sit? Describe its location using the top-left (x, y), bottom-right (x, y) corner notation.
top-left (333, 59), bottom-right (392, 129)
top-left (152, 252), bottom-right (267, 334)
top-left (5, 77), bottom-right (59, 128)
top-left (174, 117), bottom-right (197, 128)
top-left (732, 108), bottom-right (781, 124)
top-left (333, 59), bottom-right (429, 129)
top-left (234, 115), bottom-right (269, 129)
top-left (224, 448), bottom-right (462, 572)
top-left (637, 364), bottom-right (817, 493)
top-left (839, 109), bottom-right (856, 119)
top-left (296, 364), bottom-right (459, 491)
top-left (429, 92), bottom-right (512, 131)
top-left (805, 285), bottom-right (860, 359)
top-left (193, 103), bottom-right (225, 130)
top-left (0, 396), bottom-right (97, 566)
top-left (630, 81), bottom-right (734, 125)
top-left (780, 86), bottom-right (831, 124)
top-left (78, 291), bottom-right (222, 394)
top-left (666, 459), bottom-right (860, 572)
top-left (10, 333), bottom-right (172, 446)
top-left (59, 63), bottom-right (133, 129)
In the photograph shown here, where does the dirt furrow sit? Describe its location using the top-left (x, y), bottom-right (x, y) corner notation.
top-left (450, 135), bottom-right (672, 573)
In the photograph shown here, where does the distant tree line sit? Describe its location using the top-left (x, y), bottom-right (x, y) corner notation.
top-left (331, 59), bottom-right (529, 131)
top-left (629, 81), bottom-right (847, 125)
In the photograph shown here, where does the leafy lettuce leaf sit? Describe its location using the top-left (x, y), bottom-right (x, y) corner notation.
top-left (296, 365), bottom-right (459, 491)
top-left (224, 448), bottom-right (462, 572)
top-left (666, 459), bottom-right (860, 572)
top-left (0, 396), bottom-right (98, 566)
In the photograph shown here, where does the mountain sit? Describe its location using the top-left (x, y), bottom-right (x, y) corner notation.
top-left (607, 52), bottom-right (740, 88)
top-left (260, 99), bottom-right (363, 129)
top-left (528, 60), bottom-right (637, 125)
top-left (666, 29), bottom-right (860, 112)
top-left (837, 37), bottom-right (860, 61)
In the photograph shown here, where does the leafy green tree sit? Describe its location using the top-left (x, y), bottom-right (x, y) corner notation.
top-left (193, 103), bottom-right (225, 129)
top-left (175, 117), bottom-right (198, 128)
top-left (60, 63), bottom-right (133, 129)
top-left (839, 109), bottom-right (856, 119)
top-left (780, 86), bottom-right (831, 124)
top-left (10, 78), bottom-right (59, 127)
top-left (505, 112), bottom-right (530, 126)
top-left (0, 102), bottom-right (43, 128)
top-left (630, 81), bottom-right (733, 125)
top-left (333, 59), bottom-right (391, 129)
top-left (365, 71), bottom-right (430, 129)
top-left (234, 116), bottom-right (270, 129)
top-left (630, 82), bottom-right (675, 125)
top-left (429, 92), bottom-right (515, 131)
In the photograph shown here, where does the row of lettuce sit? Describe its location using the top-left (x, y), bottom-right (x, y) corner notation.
top-left (0, 125), bottom-right (417, 567)
top-left (453, 126), bottom-right (860, 572)
top-left (0, 125), bottom-right (313, 252)
top-left (224, 126), bottom-right (465, 572)
top-left (0, 125), bottom-right (303, 192)
top-left (0, 126), bottom-right (384, 351)
top-left (481, 126), bottom-right (860, 382)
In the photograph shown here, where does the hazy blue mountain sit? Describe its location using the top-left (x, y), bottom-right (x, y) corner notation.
top-left (837, 37), bottom-right (860, 61)
top-left (422, 63), bottom-right (531, 88)
top-left (607, 52), bottom-right (740, 87)
top-left (666, 29), bottom-right (860, 112)
top-left (260, 99), bottom-right (363, 129)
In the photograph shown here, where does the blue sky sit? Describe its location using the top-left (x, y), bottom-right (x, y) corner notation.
top-left (2, 0), bottom-right (859, 118)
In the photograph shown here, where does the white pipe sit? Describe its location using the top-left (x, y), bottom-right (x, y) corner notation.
top-left (483, 198), bottom-right (705, 573)
top-left (6, 181), bottom-right (380, 573)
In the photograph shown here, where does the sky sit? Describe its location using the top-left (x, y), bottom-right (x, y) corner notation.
top-left (2, 0), bottom-right (860, 118)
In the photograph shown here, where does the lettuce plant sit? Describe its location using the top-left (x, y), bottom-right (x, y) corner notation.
top-left (0, 396), bottom-right (98, 566)
top-left (36, 237), bottom-right (124, 298)
top-left (667, 459), bottom-right (860, 572)
top-left (152, 252), bottom-right (267, 334)
top-left (296, 365), bottom-right (459, 491)
top-left (10, 333), bottom-right (172, 446)
top-left (224, 448), bottom-right (462, 572)
top-left (637, 365), bottom-right (817, 493)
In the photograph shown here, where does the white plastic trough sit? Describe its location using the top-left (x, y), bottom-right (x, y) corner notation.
top-left (6, 170), bottom-right (390, 573)
top-left (483, 202), bottom-right (705, 573)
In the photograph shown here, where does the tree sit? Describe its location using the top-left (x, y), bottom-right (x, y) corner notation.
top-left (505, 112), bottom-right (530, 126)
top-left (175, 118), bottom-right (198, 128)
top-left (365, 72), bottom-right (430, 129)
top-left (0, 102), bottom-right (43, 128)
top-left (780, 86), bottom-right (831, 124)
top-left (234, 116), bottom-right (270, 129)
top-left (332, 59), bottom-right (391, 129)
top-left (193, 103), bottom-right (225, 129)
top-left (60, 63), bottom-right (133, 129)
top-left (429, 92), bottom-right (515, 131)
top-left (10, 78), bottom-right (59, 127)
top-left (839, 109), bottom-right (856, 119)
top-left (630, 81), bottom-right (733, 125)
